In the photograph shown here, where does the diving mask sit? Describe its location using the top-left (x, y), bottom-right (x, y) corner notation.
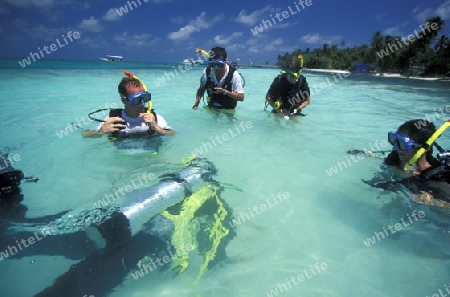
top-left (281, 70), bottom-right (300, 82)
top-left (124, 91), bottom-right (152, 106)
top-left (207, 59), bottom-right (226, 70)
top-left (388, 132), bottom-right (420, 152)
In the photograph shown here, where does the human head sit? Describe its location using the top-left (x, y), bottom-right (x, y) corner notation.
top-left (0, 156), bottom-right (24, 198)
top-left (118, 77), bottom-right (142, 98)
top-left (210, 46), bottom-right (227, 61)
top-left (117, 77), bottom-right (148, 113)
top-left (285, 55), bottom-right (302, 73)
top-left (385, 119), bottom-right (436, 166)
top-left (283, 55), bottom-right (303, 84)
top-left (396, 119), bottom-right (436, 145)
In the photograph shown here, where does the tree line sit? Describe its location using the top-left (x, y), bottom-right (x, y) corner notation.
top-left (276, 16), bottom-right (449, 77)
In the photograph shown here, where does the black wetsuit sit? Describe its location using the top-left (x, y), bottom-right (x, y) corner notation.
top-left (267, 75), bottom-right (310, 110)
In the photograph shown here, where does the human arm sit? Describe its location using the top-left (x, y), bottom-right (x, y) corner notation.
top-left (291, 96), bottom-right (311, 115)
top-left (193, 72), bottom-right (207, 110)
top-left (291, 77), bottom-right (311, 114)
top-left (193, 87), bottom-right (205, 109)
top-left (211, 70), bottom-right (245, 102)
top-left (82, 117), bottom-right (125, 138)
top-left (212, 87), bottom-right (244, 101)
top-left (265, 76), bottom-right (283, 111)
top-left (266, 91), bottom-right (275, 108)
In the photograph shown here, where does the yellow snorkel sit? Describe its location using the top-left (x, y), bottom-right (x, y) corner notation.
top-left (404, 120), bottom-right (450, 170)
top-left (123, 70), bottom-right (152, 113)
top-left (298, 54), bottom-right (304, 76)
top-left (196, 48), bottom-right (211, 60)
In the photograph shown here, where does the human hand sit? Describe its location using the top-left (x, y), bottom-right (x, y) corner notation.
top-left (212, 87), bottom-right (226, 94)
top-left (139, 112), bottom-right (156, 126)
top-left (290, 108), bottom-right (301, 115)
top-left (98, 117), bottom-right (126, 134)
top-left (192, 101), bottom-right (200, 110)
top-left (163, 129), bottom-right (176, 135)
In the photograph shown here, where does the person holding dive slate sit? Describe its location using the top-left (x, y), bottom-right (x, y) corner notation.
top-left (192, 47), bottom-right (244, 110)
top-left (83, 71), bottom-right (175, 138)
top-left (265, 55), bottom-right (311, 119)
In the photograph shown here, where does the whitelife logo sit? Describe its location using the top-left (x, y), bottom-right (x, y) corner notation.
top-left (251, 0), bottom-right (313, 35)
top-left (18, 31), bottom-right (81, 68)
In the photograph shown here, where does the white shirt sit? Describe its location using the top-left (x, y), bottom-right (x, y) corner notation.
top-left (97, 110), bottom-right (171, 135)
top-left (200, 65), bottom-right (244, 94)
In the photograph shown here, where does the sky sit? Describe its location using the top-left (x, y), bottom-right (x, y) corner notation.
top-left (0, 0), bottom-right (449, 64)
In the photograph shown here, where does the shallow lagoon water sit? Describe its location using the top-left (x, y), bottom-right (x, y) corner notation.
top-left (1, 59), bottom-right (450, 297)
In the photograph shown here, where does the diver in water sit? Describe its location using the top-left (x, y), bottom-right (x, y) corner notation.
top-left (265, 55), bottom-right (311, 117)
top-left (365, 119), bottom-right (450, 208)
top-left (83, 71), bottom-right (175, 138)
top-left (192, 47), bottom-right (245, 110)
top-left (0, 154), bottom-right (41, 221)
top-left (3, 157), bottom-right (236, 297)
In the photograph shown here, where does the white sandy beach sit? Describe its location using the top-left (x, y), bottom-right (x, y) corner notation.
top-left (304, 68), bottom-right (351, 74)
top-left (305, 68), bottom-right (449, 81)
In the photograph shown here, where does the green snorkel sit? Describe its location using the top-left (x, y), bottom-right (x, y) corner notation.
top-left (404, 120), bottom-right (450, 171)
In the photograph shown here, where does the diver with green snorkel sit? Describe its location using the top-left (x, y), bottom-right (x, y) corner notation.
top-left (192, 47), bottom-right (245, 110)
top-left (265, 55), bottom-right (311, 119)
top-left (83, 71), bottom-right (175, 138)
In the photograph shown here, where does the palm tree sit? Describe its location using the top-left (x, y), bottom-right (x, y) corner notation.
top-left (434, 35), bottom-right (449, 52)
top-left (416, 16), bottom-right (445, 52)
top-left (370, 31), bottom-right (385, 70)
top-left (383, 35), bottom-right (402, 71)
top-left (360, 44), bottom-right (371, 63)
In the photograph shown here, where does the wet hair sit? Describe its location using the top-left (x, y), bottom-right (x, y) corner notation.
top-left (396, 119), bottom-right (436, 145)
top-left (118, 77), bottom-right (142, 98)
top-left (210, 46), bottom-right (227, 61)
top-left (384, 119), bottom-right (437, 166)
top-left (285, 55), bottom-right (301, 72)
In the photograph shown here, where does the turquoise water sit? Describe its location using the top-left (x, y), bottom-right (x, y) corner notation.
top-left (1, 58), bottom-right (450, 297)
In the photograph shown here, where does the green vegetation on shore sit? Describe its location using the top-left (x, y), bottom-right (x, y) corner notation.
top-left (277, 16), bottom-right (449, 77)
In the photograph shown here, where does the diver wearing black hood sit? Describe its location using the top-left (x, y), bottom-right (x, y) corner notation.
top-left (266, 55), bottom-right (311, 116)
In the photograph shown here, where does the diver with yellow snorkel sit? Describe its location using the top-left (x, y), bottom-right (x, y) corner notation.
top-left (83, 71), bottom-right (175, 138)
top-left (364, 119), bottom-right (450, 208)
top-left (265, 55), bottom-right (311, 119)
top-left (192, 47), bottom-right (245, 110)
